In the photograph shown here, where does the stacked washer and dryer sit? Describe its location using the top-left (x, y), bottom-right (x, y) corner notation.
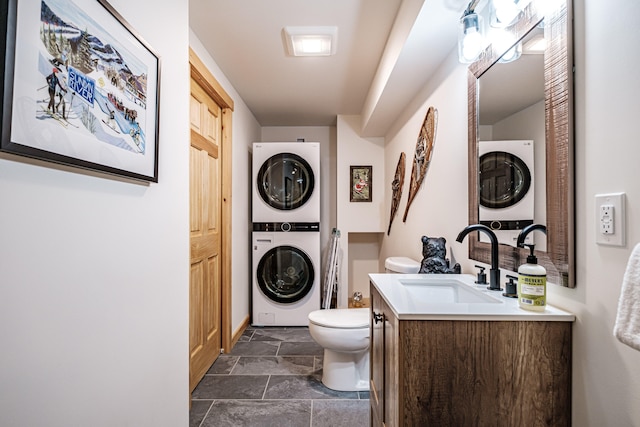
top-left (252, 142), bottom-right (321, 326)
top-left (478, 140), bottom-right (535, 246)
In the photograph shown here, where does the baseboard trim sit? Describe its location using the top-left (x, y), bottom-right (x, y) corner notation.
top-left (230, 315), bottom-right (251, 350)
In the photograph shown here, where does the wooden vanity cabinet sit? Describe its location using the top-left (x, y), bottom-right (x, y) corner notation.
top-left (369, 284), bottom-right (572, 427)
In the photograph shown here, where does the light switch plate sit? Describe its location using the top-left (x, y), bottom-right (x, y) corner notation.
top-left (595, 192), bottom-right (626, 246)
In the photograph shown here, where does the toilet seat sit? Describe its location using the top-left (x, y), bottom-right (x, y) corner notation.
top-left (308, 308), bottom-right (369, 329)
top-left (385, 256), bottom-right (420, 273)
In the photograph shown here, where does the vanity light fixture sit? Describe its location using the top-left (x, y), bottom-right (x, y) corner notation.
top-left (458, 0), bottom-right (551, 64)
top-left (499, 41), bottom-right (522, 62)
top-left (489, 28), bottom-right (522, 63)
top-left (498, 43), bottom-right (522, 64)
top-left (458, 10), bottom-right (486, 63)
top-left (284, 26), bottom-right (338, 57)
top-left (534, 0), bottom-right (563, 18)
top-left (491, 0), bottom-right (529, 28)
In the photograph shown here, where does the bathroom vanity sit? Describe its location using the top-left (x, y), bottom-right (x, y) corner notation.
top-left (369, 274), bottom-right (574, 427)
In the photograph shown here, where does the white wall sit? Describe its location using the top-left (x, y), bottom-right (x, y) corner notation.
top-left (0, 1), bottom-right (190, 425)
top-left (348, 232), bottom-right (383, 299)
top-left (381, 51), bottom-right (472, 273)
top-left (380, 1), bottom-right (640, 424)
top-left (336, 116), bottom-right (385, 305)
top-left (189, 32), bottom-right (262, 334)
top-left (549, 1), bottom-right (640, 424)
top-left (336, 116), bottom-right (386, 234)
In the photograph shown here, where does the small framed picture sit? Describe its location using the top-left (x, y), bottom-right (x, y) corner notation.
top-left (350, 165), bottom-right (372, 202)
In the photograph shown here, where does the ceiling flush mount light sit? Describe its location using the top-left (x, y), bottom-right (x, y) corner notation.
top-left (284, 26), bottom-right (338, 57)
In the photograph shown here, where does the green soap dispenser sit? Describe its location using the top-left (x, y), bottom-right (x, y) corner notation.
top-left (516, 224), bottom-right (547, 312)
top-left (517, 244), bottom-right (546, 311)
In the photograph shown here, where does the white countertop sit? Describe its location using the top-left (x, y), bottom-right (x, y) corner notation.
top-left (369, 273), bottom-right (575, 321)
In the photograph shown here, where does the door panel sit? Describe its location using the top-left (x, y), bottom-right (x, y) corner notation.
top-left (189, 263), bottom-right (203, 356)
top-left (189, 76), bottom-right (223, 392)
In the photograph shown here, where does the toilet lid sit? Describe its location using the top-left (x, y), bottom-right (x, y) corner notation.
top-left (308, 308), bottom-right (369, 328)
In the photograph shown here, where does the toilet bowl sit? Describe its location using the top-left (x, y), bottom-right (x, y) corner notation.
top-left (308, 256), bottom-right (420, 392)
top-left (308, 308), bottom-right (370, 391)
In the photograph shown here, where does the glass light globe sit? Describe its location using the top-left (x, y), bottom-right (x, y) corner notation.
top-left (458, 13), bottom-right (486, 63)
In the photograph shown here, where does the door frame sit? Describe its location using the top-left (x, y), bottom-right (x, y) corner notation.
top-left (189, 48), bottom-right (233, 353)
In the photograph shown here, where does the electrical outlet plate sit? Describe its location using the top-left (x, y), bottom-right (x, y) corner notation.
top-left (595, 192), bottom-right (626, 246)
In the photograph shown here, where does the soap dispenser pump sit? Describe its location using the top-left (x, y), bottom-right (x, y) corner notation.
top-left (516, 224), bottom-right (547, 312)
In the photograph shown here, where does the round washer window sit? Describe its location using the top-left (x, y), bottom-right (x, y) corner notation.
top-left (257, 245), bottom-right (315, 303)
top-left (479, 151), bottom-right (531, 209)
top-left (257, 153), bottom-right (314, 211)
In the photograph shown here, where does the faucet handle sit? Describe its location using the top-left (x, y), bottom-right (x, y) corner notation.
top-left (474, 265), bottom-right (487, 285)
top-left (503, 274), bottom-right (518, 298)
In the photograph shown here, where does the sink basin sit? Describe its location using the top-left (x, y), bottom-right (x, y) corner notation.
top-left (399, 278), bottom-right (501, 304)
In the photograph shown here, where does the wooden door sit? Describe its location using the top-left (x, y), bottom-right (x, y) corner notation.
top-left (189, 76), bottom-right (223, 392)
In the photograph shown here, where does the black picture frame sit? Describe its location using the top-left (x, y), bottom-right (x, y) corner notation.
top-left (350, 165), bottom-right (372, 202)
top-left (1, 0), bottom-right (160, 182)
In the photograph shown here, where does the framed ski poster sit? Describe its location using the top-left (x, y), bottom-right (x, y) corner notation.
top-left (1, 0), bottom-right (161, 182)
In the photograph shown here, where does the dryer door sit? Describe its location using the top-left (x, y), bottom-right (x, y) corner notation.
top-left (256, 245), bottom-right (315, 303)
top-left (257, 153), bottom-right (315, 211)
top-left (479, 151), bottom-right (532, 209)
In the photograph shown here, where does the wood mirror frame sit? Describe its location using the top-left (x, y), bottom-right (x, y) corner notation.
top-left (466, 0), bottom-right (574, 287)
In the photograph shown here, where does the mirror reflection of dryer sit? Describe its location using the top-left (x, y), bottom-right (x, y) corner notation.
top-left (252, 142), bottom-right (320, 223)
top-left (252, 224), bottom-right (320, 326)
top-left (479, 140), bottom-right (535, 247)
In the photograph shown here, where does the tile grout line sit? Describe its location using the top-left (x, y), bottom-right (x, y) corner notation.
top-left (261, 375), bottom-right (271, 400)
top-left (228, 355), bottom-right (241, 375)
top-left (197, 400), bottom-right (215, 427)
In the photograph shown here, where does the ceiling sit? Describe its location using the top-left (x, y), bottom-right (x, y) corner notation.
top-left (189, 0), bottom-right (467, 136)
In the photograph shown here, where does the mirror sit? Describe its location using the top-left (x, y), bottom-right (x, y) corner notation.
top-left (478, 27), bottom-right (546, 251)
top-left (467, 0), bottom-right (574, 287)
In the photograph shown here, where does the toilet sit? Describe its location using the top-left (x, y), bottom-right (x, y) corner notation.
top-left (308, 256), bottom-right (420, 391)
top-left (308, 308), bottom-right (370, 391)
top-left (384, 256), bottom-right (421, 274)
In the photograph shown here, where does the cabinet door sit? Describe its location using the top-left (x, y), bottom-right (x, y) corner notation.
top-left (384, 298), bottom-right (399, 426)
top-left (370, 288), bottom-right (385, 425)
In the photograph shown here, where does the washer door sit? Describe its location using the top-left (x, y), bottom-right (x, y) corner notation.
top-left (257, 152), bottom-right (315, 211)
top-left (479, 151), bottom-right (532, 209)
top-left (257, 245), bottom-right (315, 303)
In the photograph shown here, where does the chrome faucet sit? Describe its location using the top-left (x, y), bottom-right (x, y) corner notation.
top-left (456, 224), bottom-right (502, 291)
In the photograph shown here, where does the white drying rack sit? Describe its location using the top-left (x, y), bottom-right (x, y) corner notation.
top-left (322, 228), bottom-right (341, 309)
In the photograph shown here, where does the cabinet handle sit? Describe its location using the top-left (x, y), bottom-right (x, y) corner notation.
top-left (373, 312), bottom-right (384, 324)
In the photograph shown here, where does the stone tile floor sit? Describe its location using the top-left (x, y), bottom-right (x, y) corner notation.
top-left (190, 326), bottom-right (370, 427)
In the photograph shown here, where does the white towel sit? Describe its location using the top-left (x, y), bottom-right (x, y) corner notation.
top-left (614, 243), bottom-right (640, 351)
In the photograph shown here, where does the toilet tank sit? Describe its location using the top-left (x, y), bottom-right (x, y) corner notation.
top-left (384, 257), bottom-right (420, 274)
